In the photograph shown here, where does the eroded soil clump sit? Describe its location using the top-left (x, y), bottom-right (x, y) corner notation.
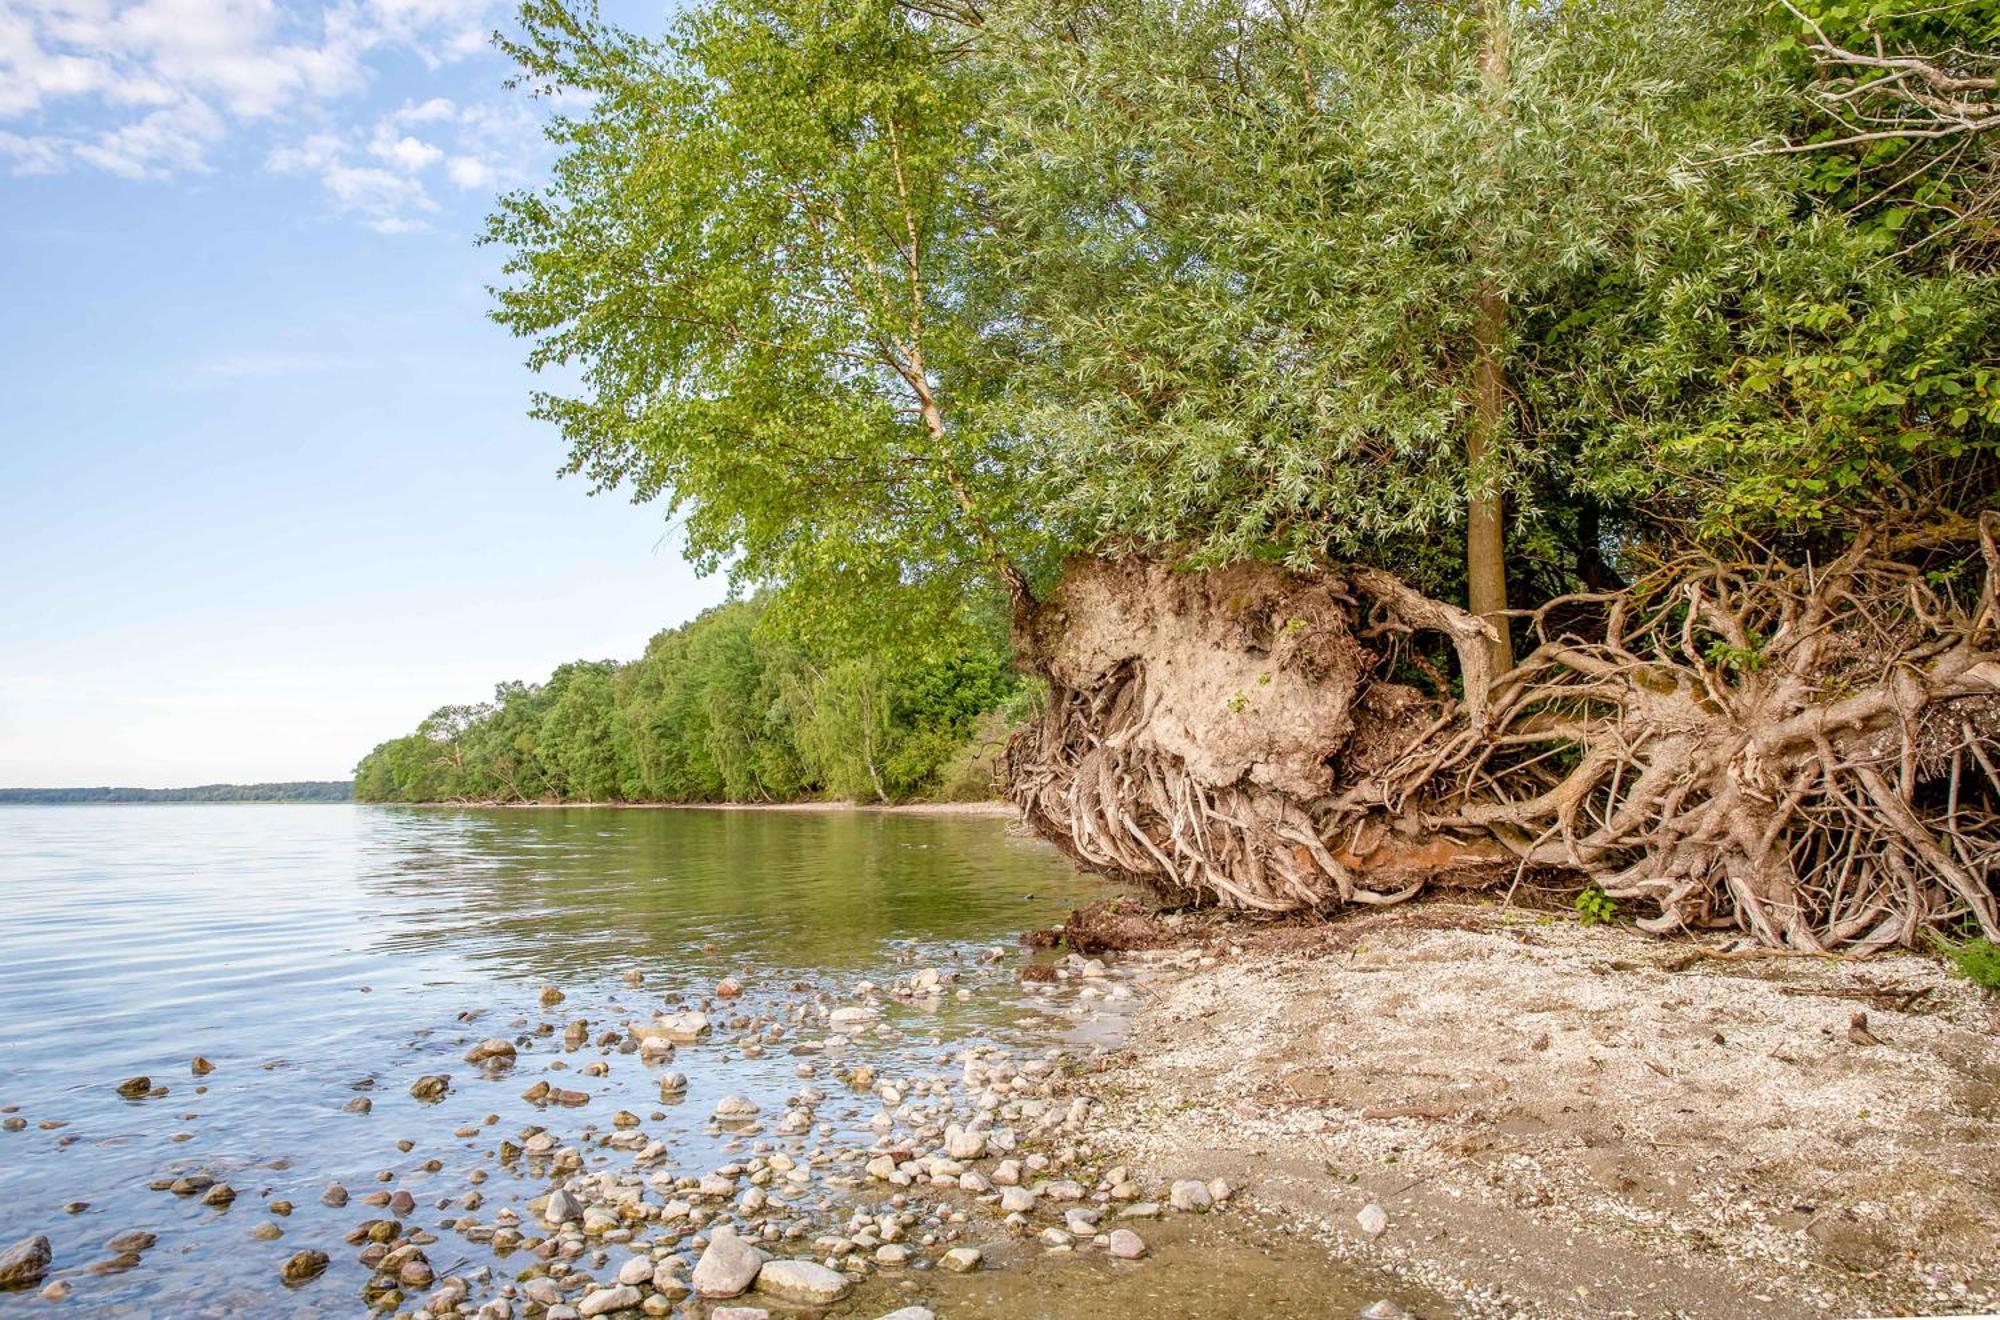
top-left (1008, 530), bottom-right (2000, 952)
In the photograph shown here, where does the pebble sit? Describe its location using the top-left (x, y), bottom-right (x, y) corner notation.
top-left (940, 1246), bottom-right (982, 1273)
top-left (712, 1309), bottom-right (772, 1320)
top-left (578, 1284), bottom-right (641, 1317)
top-left (544, 1190), bottom-right (584, 1226)
top-left (116, 1076), bottom-right (152, 1099)
top-left (409, 1074), bottom-right (450, 1101)
top-left (1359, 1303), bottom-right (1414, 1320)
top-left (1168, 1179), bottom-right (1213, 1211)
top-left (1357, 1202), bottom-right (1389, 1238)
top-left (465, 1038), bottom-right (517, 1065)
top-left (190, 1056), bottom-right (215, 1075)
top-left (873, 1310), bottom-right (936, 1320)
top-left (0, 1234), bottom-right (51, 1287)
top-left (279, 1249), bottom-right (329, 1284)
top-left (38, 1281), bottom-right (71, 1302)
top-left (713, 1094), bottom-right (760, 1120)
top-left (1107, 1229), bottom-right (1148, 1260)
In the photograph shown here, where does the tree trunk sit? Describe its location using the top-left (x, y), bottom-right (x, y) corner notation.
top-left (1468, 0), bottom-right (1514, 677)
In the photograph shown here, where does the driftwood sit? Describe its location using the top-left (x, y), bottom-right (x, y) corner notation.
top-left (1006, 519), bottom-right (2000, 952)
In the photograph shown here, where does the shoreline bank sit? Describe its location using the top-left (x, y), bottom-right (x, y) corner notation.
top-left (1086, 901), bottom-right (2000, 1318)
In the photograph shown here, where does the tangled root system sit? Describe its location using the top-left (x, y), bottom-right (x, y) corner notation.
top-left (1006, 521), bottom-right (2000, 952)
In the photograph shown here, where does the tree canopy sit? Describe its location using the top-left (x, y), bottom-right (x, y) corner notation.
top-left (487, 0), bottom-right (2000, 641)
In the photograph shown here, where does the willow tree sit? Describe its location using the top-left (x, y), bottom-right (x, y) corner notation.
top-left (490, 0), bottom-right (1046, 641)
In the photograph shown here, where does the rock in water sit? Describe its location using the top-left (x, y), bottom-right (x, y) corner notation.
top-left (940, 1247), bottom-right (981, 1273)
top-left (755, 1258), bottom-right (852, 1305)
top-left (409, 1074), bottom-right (450, 1101)
top-left (692, 1231), bottom-right (768, 1298)
top-left (1107, 1229), bottom-right (1148, 1260)
top-left (0, 1235), bottom-right (51, 1287)
top-left (190, 1056), bottom-right (215, 1076)
top-left (539, 986), bottom-right (565, 1007)
top-left (464, 1039), bottom-right (517, 1065)
top-left (1359, 1303), bottom-right (1414, 1320)
top-left (116, 1076), bottom-right (151, 1099)
top-left (874, 1310), bottom-right (936, 1320)
top-left (712, 1095), bottom-right (760, 1120)
top-left (712, 1310), bottom-right (772, 1320)
top-left (578, 1284), bottom-right (641, 1317)
top-left (543, 1189), bottom-right (583, 1226)
top-left (1357, 1202), bottom-right (1389, 1237)
top-left (279, 1249), bottom-right (329, 1285)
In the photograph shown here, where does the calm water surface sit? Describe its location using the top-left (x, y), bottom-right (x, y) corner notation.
top-left (0, 805), bottom-right (1413, 1318)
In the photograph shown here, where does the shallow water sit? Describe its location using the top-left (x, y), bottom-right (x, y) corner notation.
top-left (0, 805), bottom-right (1415, 1317)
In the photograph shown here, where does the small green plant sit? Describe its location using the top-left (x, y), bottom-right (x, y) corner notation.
top-left (1703, 629), bottom-right (1767, 675)
top-left (1574, 884), bottom-right (1618, 927)
top-left (1226, 690), bottom-right (1249, 713)
top-left (1932, 934), bottom-right (2000, 993)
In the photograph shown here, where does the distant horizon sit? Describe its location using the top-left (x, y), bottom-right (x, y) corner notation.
top-left (0, 782), bottom-right (354, 804)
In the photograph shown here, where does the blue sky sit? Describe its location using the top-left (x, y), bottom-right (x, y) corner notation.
top-left (0, 0), bottom-right (723, 786)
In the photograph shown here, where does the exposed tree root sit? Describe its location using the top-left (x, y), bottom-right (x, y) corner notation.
top-left (1006, 521), bottom-right (2000, 951)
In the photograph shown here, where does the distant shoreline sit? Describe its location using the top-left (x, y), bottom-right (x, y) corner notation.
top-left (0, 781), bottom-right (351, 805)
top-left (364, 798), bottom-right (1017, 816)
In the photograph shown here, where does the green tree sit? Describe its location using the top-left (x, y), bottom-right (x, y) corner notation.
top-left (987, 0), bottom-right (1786, 616)
top-left (490, 0), bottom-right (1045, 640)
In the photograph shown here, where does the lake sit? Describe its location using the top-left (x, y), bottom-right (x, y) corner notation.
top-left (0, 804), bottom-right (1406, 1317)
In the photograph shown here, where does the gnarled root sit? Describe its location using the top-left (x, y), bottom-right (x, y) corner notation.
top-left (1006, 524), bottom-right (2000, 951)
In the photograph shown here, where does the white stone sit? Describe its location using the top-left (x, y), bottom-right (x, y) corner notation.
top-left (754, 1258), bottom-right (852, 1305)
top-left (692, 1231), bottom-right (768, 1298)
top-left (578, 1284), bottom-right (640, 1317)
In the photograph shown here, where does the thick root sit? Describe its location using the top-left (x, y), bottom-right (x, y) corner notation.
top-left (1007, 525), bottom-right (2000, 951)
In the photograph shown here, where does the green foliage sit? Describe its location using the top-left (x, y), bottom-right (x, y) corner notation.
top-left (489, 0), bottom-right (1048, 641)
top-left (1933, 934), bottom-right (2000, 993)
top-left (986, 0), bottom-right (1789, 583)
top-left (1574, 884), bottom-right (1618, 927)
top-left (485, 0), bottom-right (2000, 668)
top-left (353, 596), bottom-right (1026, 805)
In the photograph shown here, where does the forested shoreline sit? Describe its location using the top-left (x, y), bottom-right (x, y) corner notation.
top-left (353, 598), bottom-right (1029, 805)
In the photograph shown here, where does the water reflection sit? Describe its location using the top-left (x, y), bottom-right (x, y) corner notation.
top-left (352, 806), bottom-right (1100, 977)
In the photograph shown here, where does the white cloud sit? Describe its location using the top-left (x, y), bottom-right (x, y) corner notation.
top-left (443, 153), bottom-right (488, 188)
top-left (0, 0), bottom-right (505, 186)
top-left (268, 127), bottom-right (437, 229)
top-left (0, 130), bottom-right (66, 174)
top-left (72, 95), bottom-right (223, 178)
top-left (391, 95), bottom-right (455, 123)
